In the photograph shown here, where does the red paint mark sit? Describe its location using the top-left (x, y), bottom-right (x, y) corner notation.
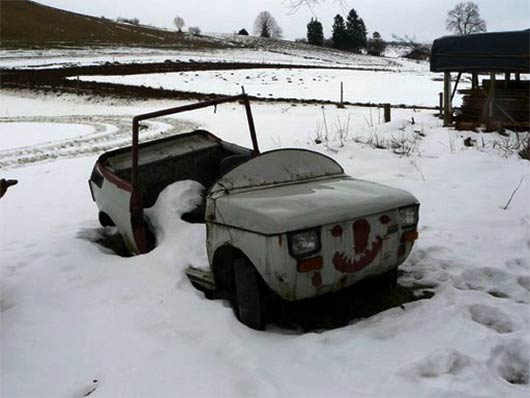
top-left (379, 215), bottom-right (391, 224)
top-left (331, 225), bottom-right (343, 237)
top-left (353, 219), bottom-right (370, 253)
top-left (312, 272), bottom-right (322, 287)
top-left (333, 237), bottom-right (383, 273)
top-left (333, 217), bottom-right (384, 273)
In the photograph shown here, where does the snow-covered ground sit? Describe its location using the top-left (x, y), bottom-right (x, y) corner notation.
top-left (74, 67), bottom-right (451, 107)
top-left (1, 86), bottom-right (528, 397)
top-left (0, 122), bottom-right (95, 150)
top-left (0, 44), bottom-right (418, 71)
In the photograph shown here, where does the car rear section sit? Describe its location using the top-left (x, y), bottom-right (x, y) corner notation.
top-left (278, 205), bottom-right (419, 300)
top-left (207, 148), bottom-right (419, 301)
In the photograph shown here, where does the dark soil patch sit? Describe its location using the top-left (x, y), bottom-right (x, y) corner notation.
top-left (1, 0), bottom-right (227, 49)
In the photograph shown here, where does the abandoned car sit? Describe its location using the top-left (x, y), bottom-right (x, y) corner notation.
top-left (89, 95), bottom-right (420, 330)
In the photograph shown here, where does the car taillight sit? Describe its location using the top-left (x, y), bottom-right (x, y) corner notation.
top-left (401, 230), bottom-right (419, 243)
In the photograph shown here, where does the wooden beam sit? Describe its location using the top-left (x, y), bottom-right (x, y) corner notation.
top-left (450, 72), bottom-right (462, 102)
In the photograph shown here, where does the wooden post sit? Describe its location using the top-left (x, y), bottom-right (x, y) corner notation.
top-left (383, 103), bottom-right (391, 123)
top-left (472, 73), bottom-right (478, 89)
top-left (443, 71), bottom-right (452, 126)
top-left (515, 73), bottom-right (521, 82)
top-left (439, 93), bottom-right (443, 118)
top-left (340, 81), bottom-right (344, 106)
top-left (488, 72), bottom-right (496, 122)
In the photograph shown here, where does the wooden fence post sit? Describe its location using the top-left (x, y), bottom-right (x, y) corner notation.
top-left (384, 103), bottom-right (391, 123)
top-left (488, 72), bottom-right (496, 121)
top-left (443, 71), bottom-right (452, 126)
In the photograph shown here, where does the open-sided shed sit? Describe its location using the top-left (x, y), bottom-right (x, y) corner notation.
top-left (431, 30), bottom-right (530, 130)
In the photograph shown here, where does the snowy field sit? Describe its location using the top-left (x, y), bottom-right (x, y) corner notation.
top-left (1, 86), bottom-right (529, 397)
top-left (75, 67), bottom-right (451, 107)
top-left (0, 45), bottom-right (416, 71)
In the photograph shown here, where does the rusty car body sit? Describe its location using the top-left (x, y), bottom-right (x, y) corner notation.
top-left (89, 95), bottom-right (420, 330)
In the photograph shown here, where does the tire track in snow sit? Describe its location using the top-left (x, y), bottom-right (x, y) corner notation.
top-left (0, 115), bottom-right (197, 169)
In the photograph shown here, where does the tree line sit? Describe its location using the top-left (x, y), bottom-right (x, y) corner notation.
top-left (167, 1), bottom-right (486, 57)
top-left (306, 8), bottom-right (385, 56)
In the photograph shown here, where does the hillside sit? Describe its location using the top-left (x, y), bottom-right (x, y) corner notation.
top-left (0, 0), bottom-right (227, 48)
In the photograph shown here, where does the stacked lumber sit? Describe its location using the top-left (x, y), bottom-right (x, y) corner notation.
top-left (455, 80), bottom-right (529, 131)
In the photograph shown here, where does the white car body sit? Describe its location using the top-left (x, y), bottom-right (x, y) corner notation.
top-left (90, 134), bottom-right (419, 301)
top-left (88, 96), bottom-right (420, 328)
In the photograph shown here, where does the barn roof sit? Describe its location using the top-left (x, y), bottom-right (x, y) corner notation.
top-left (430, 30), bottom-right (530, 73)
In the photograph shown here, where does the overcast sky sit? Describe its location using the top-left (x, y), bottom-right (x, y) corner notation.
top-left (38, 0), bottom-right (529, 42)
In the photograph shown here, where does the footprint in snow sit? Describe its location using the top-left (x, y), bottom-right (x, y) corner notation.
top-left (453, 267), bottom-right (529, 304)
top-left (468, 304), bottom-right (515, 333)
top-left (399, 349), bottom-right (475, 379)
top-left (517, 275), bottom-right (530, 291)
top-left (487, 339), bottom-right (529, 385)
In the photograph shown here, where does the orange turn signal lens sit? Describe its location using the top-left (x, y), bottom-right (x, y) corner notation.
top-left (401, 230), bottom-right (419, 243)
top-left (297, 256), bottom-right (323, 272)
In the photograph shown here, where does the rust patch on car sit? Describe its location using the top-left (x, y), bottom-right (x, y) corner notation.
top-left (331, 225), bottom-right (343, 237)
top-left (311, 272), bottom-right (322, 287)
top-left (379, 214), bottom-right (391, 225)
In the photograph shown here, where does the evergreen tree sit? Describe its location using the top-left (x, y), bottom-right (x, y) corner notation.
top-left (331, 14), bottom-right (347, 50)
top-left (357, 18), bottom-right (367, 49)
top-left (306, 18), bottom-right (324, 46)
top-left (345, 8), bottom-right (367, 53)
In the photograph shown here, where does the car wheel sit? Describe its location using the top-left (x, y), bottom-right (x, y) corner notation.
top-left (233, 257), bottom-right (265, 330)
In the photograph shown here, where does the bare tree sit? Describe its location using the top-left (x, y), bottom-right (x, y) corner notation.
top-left (253, 11), bottom-right (283, 39)
top-left (446, 2), bottom-right (486, 35)
top-left (282, 0), bottom-right (347, 14)
top-left (173, 16), bottom-right (185, 32)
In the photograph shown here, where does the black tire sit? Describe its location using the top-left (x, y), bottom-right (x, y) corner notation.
top-left (233, 257), bottom-right (265, 330)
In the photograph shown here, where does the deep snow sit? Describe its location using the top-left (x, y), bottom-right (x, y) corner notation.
top-left (1, 73), bottom-right (529, 397)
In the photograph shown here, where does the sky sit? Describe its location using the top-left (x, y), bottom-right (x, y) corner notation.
top-left (38, 0), bottom-right (530, 42)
